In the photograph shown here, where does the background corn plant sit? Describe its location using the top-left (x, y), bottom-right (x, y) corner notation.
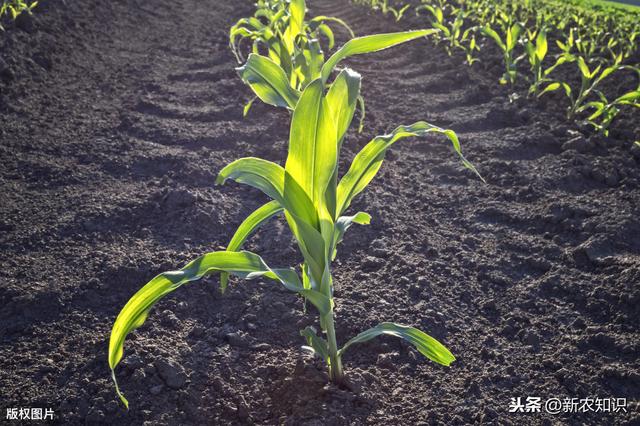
top-left (0, 0), bottom-right (37, 30)
top-left (352, 0), bottom-right (640, 146)
top-left (230, 0), bottom-right (354, 93)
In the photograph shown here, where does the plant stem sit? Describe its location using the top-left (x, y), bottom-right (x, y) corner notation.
top-left (323, 309), bottom-right (344, 384)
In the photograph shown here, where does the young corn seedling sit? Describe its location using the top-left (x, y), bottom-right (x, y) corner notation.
top-left (539, 54), bottom-right (625, 121)
top-left (482, 21), bottom-right (523, 85)
top-left (0, 0), bottom-right (37, 30)
top-left (582, 67), bottom-right (640, 136)
top-left (109, 33), bottom-right (481, 409)
top-left (523, 27), bottom-right (565, 97)
top-left (388, 4), bottom-right (411, 22)
top-left (236, 29), bottom-right (437, 131)
top-left (417, 5), bottom-right (479, 65)
top-left (230, 0), bottom-right (354, 96)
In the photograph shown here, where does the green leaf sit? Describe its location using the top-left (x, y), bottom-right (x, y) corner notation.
top-left (325, 68), bottom-right (362, 148)
top-left (220, 200), bottom-right (284, 292)
top-left (216, 157), bottom-right (318, 230)
top-left (300, 326), bottom-right (329, 361)
top-left (585, 101), bottom-right (606, 120)
top-left (283, 0), bottom-right (306, 52)
top-left (538, 81), bottom-right (571, 98)
top-left (616, 90), bottom-right (640, 103)
top-left (339, 322), bottom-right (456, 366)
top-left (336, 122), bottom-right (483, 216)
top-left (331, 212), bottom-right (371, 259)
top-left (310, 15), bottom-right (355, 38)
top-left (535, 28), bottom-right (547, 61)
top-left (506, 23), bottom-right (522, 51)
top-left (216, 157), bottom-right (286, 204)
top-left (285, 78), bottom-right (337, 215)
top-left (237, 53), bottom-right (301, 109)
top-left (321, 30), bottom-right (437, 83)
top-left (324, 68), bottom-right (361, 219)
top-left (243, 96), bottom-right (257, 117)
top-left (316, 23), bottom-right (335, 49)
top-left (482, 25), bottom-right (505, 51)
top-left (109, 251), bottom-right (329, 408)
top-left (577, 56), bottom-right (591, 79)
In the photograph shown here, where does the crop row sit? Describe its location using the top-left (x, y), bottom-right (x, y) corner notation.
top-left (355, 0), bottom-right (640, 139)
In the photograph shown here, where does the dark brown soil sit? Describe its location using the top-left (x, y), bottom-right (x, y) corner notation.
top-left (1, 0), bottom-right (639, 425)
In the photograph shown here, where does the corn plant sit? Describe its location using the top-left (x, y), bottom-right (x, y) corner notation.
top-left (0, 0), bottom-right (37, 30)
top-left (389, 3), bottom-right (411, 22)
top-left (582, 68), bottom-right (640, 135)
top-left (237, 29), bottom-right (437, 133)
top-left (539, 54), bottom-right (626, 121)
top-left (229, 0), bottom-right (354, 91)
top-left (417, 5), bottom-right (479, 65)
top-left (556, 27), bottom-right (601, 65)
top-left (108, 32), bottom-right (482, 409)
top-left (482, 21), bottom-right (523, 85)
top-left (523, 27), bottom-right (546, 95)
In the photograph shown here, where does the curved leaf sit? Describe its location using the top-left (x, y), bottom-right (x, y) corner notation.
top-left (310, 15), bottom-right (355, 38)
top-left (216, 157), bottom-right (318, 229)
top-left (331, 212), bottom-right (370, 260)
top-left (237, 53), bottom-right (301, 109)
top-left (216, 157), bottom-right (286, 203)
top-left (336, 122), bottom-right (483, 216)
top-left (220, 200), bottom-right (284, 292)
top-left (339, 322), bottom-right (455, 366)
top-left (300, 325), bottom-right (329, 361)
top-left (109, 251), bottom-right (329, 408)
top-left (321, 30), bottom-right (437, 83)
top-left (482, 25), bottom-right (505, 51)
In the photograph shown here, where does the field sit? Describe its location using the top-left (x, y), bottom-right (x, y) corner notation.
top-left (0, 0), bottom-right (639, 424)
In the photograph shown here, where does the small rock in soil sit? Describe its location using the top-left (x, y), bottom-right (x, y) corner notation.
top-left (163, 188), bottom-right (197, 209)
top-left (154, 359), bottom-right (187, 389)
top-left (362, 256), bottom-right (384, 272)
top-left (160, 309), bottom-right (180, 328)
top-left (376, 352), bottom-right (400, 370)
top-left (225, 331), bottom-right (253, 347)
top-left (577, 236), bottom-right (615, 264)
top-left (524, 331), bottom-right (541, 348)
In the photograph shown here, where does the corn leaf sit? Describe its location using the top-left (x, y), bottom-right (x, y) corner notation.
top-left (109, 251), bottom-right (329, 408)
top-left (336, 122), bottom-right (483, 216)
top-left (535, 29), bottom-right (547, 61)
top-left (310, 15), bottom-right (355, 38)
top-left (482, 25), bottom-right (505, 51)
top-left (237, 53), bottom-right (301, 109)
top-left (320, 30), bottom-right (437, 83)
top-left (325, 68), bottom-right (362, 218)
top-left (220, 200), bottom-right (284, 292)
top-left (338, 322), bottom-right (456, 366)
top-left (506, 23), bottom-right (522, 51)
top-left (332, 212), bottom-right (370, 259)
top-left (577, 56), bottom-right (591, 79)
top-left (300, 326), bottom-right (329, 361)
top-left (216, 157), bottom-right (318, 231)
top-left (285, 78), bottom-right (337, 233)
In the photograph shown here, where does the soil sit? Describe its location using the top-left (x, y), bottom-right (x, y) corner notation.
top-left (1, 0), bottom-right (639, 425)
